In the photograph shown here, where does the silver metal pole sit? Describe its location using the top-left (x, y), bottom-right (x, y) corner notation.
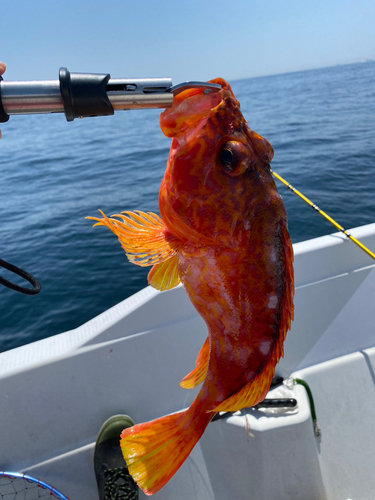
top-left (1, 81), bottom-right (63, 114)
top-left (0, 77), bottom-right (174, 115)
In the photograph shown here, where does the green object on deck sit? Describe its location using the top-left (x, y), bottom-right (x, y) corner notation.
top-left (294, 378), bottom-right (321, 437)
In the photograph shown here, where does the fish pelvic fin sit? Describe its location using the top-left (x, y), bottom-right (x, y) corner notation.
top-left (87, 210), bottom-right (183, 290)
top-left (121, 408), bottom-right (212, 495)
top-left (180, 336), bottom-right (209, 389)
top-left (147, 256), bottom-right (180, 291)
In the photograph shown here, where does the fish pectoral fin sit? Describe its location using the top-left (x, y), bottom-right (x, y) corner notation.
top-left (87, 210), bottom-right (182, 267)
top-left (180, 336), bottom-right (209, 389)
top-left (147, 256), bottom-right (180, 291)
top-left (211, 356), bottom-right (276, 413)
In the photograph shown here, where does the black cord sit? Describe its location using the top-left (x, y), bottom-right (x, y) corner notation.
top-left (0, 258), bottom-right (41, 295)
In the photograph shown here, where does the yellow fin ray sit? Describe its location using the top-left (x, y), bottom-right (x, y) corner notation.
top-left (147, 256), bottom-right (180, 291)
top-left (180, 336), bottom-right (209, 389)
top-left (211, 352), bottom-right (277, 413)
top-left (87, 210), bottom-right (182, 267)
top-left (121, 409), bottom-right (212, 495)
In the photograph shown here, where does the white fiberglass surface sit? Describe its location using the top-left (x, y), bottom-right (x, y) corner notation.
top-left (0, 223), bottom-right (374, 499)
top-left (1, 223), bottom-right (374, 379)
top-left (293, 346), bottom-right (375, 500)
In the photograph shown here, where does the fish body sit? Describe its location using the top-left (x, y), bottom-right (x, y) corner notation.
top-left (88, 78), bottom-right (294, 495)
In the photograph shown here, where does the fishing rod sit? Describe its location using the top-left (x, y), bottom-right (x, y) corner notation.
top-left (271, 169), bottom-right (375, 261)
top-left (0, 67), bottom-right (221, 122)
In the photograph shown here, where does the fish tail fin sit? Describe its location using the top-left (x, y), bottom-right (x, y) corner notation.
top-left (180, 336), bottom-right (209, 389)
top-left (121, 408), bottom-right (212, 495)
top-left (87, 210), bottom-right (183, 290)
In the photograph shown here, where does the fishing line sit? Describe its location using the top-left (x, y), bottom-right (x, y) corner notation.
top-left (271, 169), bottom-right (375, 261)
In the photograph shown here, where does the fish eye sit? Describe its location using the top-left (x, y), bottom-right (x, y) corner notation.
top-left (220, 148), bottom-right (236, 172)
top-left (219, 141), bottom-right (249, 176)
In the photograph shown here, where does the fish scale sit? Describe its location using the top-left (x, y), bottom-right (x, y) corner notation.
top-left (88, 77), bottom-right (294, 495)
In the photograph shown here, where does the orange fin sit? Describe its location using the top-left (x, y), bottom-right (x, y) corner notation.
top-left (121, 409), bottom-right (212, 495)
top-left (180, 337), bottom-right (209, 389)
top-left (211, 355), bottom-right (276, 413)
top-left (147, 255), bottom-right (180, 291)
top-left (87, 210), bottom-right (182, 268)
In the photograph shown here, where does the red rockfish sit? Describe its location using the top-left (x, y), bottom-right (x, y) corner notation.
top-left (88, 78), bottom-right (294, 495)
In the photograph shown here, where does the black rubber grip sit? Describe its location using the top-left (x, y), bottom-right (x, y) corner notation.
top-left (59, 67), bottom-right (114, 122)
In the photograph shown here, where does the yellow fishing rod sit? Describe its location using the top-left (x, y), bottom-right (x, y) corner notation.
top-left (271, 169), bottom-right (375, 261)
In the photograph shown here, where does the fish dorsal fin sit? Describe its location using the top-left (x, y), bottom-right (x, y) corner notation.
top-left (87, 210), bottom-right (183, 267)
top-left (180, 336), bottom-right (209, 389)
top-left (147, 256), bottom-right (180, 291)
top-left (212, 221), bottom-right (294, 413)
top-left (211, 352), bottom-right (277, 413)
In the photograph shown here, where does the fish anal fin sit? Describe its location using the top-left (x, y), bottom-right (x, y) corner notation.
top-left (180, 337), bottom-right (209, 389)
top-left (147, 256), bottom-right (180, 291)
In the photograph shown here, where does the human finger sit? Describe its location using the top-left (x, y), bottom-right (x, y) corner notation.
top-left (0, 62), bottom-right (6, 138)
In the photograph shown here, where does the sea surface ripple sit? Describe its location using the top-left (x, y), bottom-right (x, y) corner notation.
top-left (1, 61), bottom-right (374, 351)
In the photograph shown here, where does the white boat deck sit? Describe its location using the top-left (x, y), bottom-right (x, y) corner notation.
top-left (1, 223), bottom-right (375, 499)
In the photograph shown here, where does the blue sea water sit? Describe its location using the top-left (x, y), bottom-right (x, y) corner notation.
top-left (1, 61), bottom-right (375, 352)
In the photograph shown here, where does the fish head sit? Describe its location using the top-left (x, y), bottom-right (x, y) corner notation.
top-left (159, 78), bottom-right (278, 247)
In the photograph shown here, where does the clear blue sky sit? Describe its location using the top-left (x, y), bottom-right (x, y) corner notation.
top-left (1, 0), bottom-right (374, 83)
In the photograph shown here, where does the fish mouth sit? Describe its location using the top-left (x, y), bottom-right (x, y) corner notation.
top-left (160, 77), bottom-right (274, 164)
top-left (160, 81), bottom-right (225, 139)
